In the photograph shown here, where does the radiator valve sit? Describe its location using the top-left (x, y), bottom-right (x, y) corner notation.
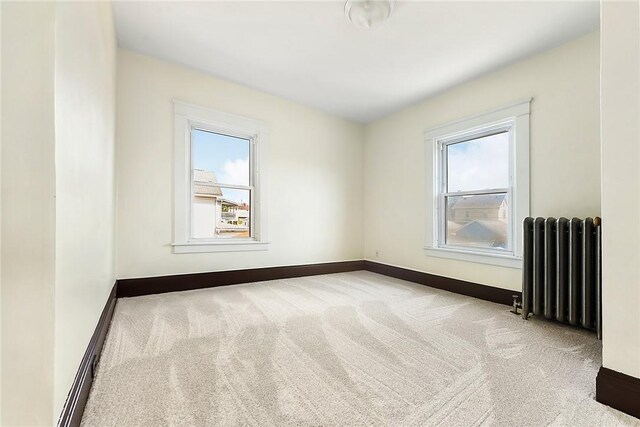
top-left (511, 295), bottom-right (522, 315)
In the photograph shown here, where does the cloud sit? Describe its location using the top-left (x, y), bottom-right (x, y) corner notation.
top-left (447, 133), bottom-right (509, 192)
top-left (218, 157), bottom-right (249, 186)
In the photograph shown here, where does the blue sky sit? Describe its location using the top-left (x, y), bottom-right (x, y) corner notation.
top-left (447, 132), bottom-right (509, 192)
top-left (192, 129), bottom-right (250, 205)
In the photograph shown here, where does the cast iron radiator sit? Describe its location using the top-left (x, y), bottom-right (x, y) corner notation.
top-left (521, 217), bottom-right (602, 338)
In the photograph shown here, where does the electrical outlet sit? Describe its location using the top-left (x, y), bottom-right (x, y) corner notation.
top-left (375, 250), bottom-right (379, 257)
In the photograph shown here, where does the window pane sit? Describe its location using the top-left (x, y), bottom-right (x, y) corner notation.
top-left (446, 193), bottom-right (508, 250)
top-left (447, 132), bottom-right (509, 192)
top-left (192, 128), bottom-right (250, 186)
top-left (193, 186), bottom-right (251, 239)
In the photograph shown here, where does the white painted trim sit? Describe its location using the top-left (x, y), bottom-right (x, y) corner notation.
top-left (172, 241), bottom-right (270, 254)
top-left (173, 100), bottom-right (269, 253)
top-left (425, 99), bottom-right (531, 267)
top-left (424, 98), bottom-right (532, 138)
top-left (423, 246), bottom-right (522, 269)
top-left (174, 100), bottom-right (267, 134)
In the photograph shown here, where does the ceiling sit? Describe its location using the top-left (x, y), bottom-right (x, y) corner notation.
top-left (112, 1), bottom-right (599, 123)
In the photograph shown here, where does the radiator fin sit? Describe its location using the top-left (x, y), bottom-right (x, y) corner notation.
top-left (522, 216), bottom-right (602, 338)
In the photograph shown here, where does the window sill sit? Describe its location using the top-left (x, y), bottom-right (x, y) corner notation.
top-left (172, 241), bottom-right (270, 254)
top-left (423, 246), bottom-right (522, 269)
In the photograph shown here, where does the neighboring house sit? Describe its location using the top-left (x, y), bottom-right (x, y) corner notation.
top-left (192, 169), bottom-right (250, 238)
top-left (454, 220), bottom-right (507, 248)
top-left (220, 198), bottom-right (250, 226)
top-left (447, 194), bottom-right (507, 248)
top-left (450, 194), bottom-right (507, 222)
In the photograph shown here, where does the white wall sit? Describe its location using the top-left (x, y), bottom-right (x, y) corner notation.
top-left (0, 2), bottom-right (3, 422)
top-left (1, 1), bottom-right (117, 424)
top-left (601, 0), bottom-right (640, 379)
top-left (116, 50), bottom-right (364, 279)
top-left (1, 2), bottom-right (57, 424)
top-left (53, 1), bottom-right (117, 417)
top-left (364, 32), bottom-right (600, 291)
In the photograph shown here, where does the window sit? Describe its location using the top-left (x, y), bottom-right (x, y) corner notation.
top-left (192, 129), bottom-right (253, 240)
top-left (425, 100), bottom-right (530, 268)
top-left (441, 127), bottom-right (511, 252)
top-left (173, 101), bottom-right (268, 253)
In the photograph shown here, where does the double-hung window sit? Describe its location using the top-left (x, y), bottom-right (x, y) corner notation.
top-left (425, 100), bottom-right (530, 267)
top-left (173, 101), bottom-right (269, 253)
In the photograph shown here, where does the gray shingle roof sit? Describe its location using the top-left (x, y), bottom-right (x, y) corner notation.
top-left (193, 169), bottom-right (222, 197)
top-left (451, 194), bottom-right (506, 209)
top-left (457, 219), bottom-right (507, 237)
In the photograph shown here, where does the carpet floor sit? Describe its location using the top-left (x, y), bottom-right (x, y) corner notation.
top-left (82, 271), bottom-right (638, 426)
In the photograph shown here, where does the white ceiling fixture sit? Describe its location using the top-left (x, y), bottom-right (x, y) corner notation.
top-left (345, 0), bottom-right (395, 29)
top-left (112, 1), bottom-right (599, 123)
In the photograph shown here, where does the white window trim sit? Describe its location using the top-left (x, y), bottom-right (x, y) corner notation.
top-left (172, 100), bottom-right (269, 254)
top-left (423, 99), bottom-right (531, 269)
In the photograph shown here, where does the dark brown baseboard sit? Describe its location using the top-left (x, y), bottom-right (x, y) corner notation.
top-left (116, 260), bottom-right (518, 306)
top-left (117, 260), bottom-right (366, 298)
top-left (57, 283), bottom-right (118, 427)
top-left (364, 260), bottom-right (520, 306)
top-left (596, 366), bottom-right (640, 419)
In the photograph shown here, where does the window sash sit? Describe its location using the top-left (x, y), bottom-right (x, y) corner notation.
top-left (443, 128), bottom-right (509, 147)
top-left (440, 190), bottom-right (511, 253)
top-left (436, 123), bottom-right (515, 255)
top-left (191, 186), bottom-right (255, 241)
top-left (441, 127), bottom-right (511, 194)
top-left (189, 126), bottom-right (256, 241)
top-left (441, 188), bottom-right (508, 197)
top-left (192, 181), bottom-right (253, 192)
top-left (190, 125), bottom-right (255, 188)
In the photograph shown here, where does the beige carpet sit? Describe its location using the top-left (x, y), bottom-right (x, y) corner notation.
top-left (82, 271), bottom-right (639, 426)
